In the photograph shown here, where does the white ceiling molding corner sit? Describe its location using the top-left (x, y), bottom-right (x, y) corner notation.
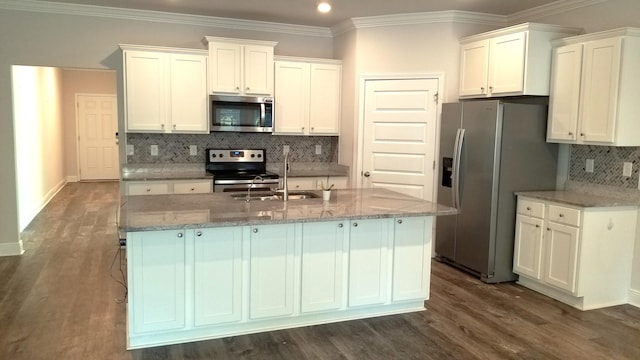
top-left (348, 11), bottom-right (507, 30)
top-left (0, 0), bottom-right (333, 38)
top-left (507, 0), bottom-right (609, 24)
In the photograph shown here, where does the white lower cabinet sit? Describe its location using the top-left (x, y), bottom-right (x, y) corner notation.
top-left (513, 196), bottom-right (637, 310)
top-left (127, 215), bottom-right (433, 349)
top-left (348, 218), bottom-right (391, 307)
top-left (194, 227), bottom-right (243, 326)
top-left (128, 229), bottom-right (186, 334)
top-left (286, 176), bottom-right (348, 191)
top-left (249, 223), bottom-right (296, 319)
top-left (125, 179), bottom-right (212, 195)
top-left (300, 220), bottom-right (347, 313)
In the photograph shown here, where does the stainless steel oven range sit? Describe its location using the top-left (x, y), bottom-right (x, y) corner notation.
top-left (205, 148), bottom-right (279, 193)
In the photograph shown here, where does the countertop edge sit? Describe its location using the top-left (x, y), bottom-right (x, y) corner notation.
top-left (515, 190), bottom-right (640, 208)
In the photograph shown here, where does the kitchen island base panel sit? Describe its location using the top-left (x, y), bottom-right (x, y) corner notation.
top-left (128, 301), bottom-right (426, 349)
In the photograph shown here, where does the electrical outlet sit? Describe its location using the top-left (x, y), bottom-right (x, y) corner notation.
top-left (283, 145), bottom-right (290, 155)
top-left (189, 145), bottom-right (197, 156)
top-left (150, 145), bottom-right (158, 156)
top-left (623, 162), bottom-right (633, 177)
top-left (585, 159), bottom-right (594, 173)
top-left (315, 144), bottom-right (322, 155)
top-left (126, 144), bottom-right (134, 156)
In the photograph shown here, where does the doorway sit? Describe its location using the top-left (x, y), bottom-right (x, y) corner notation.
top-left (359, 76), bottom-right (441, 201)
top-left (76, 94), bottom-right (119, 180)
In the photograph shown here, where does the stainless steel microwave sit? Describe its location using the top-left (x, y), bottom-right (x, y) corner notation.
top-left (210, 95), bottom-right (273, 133)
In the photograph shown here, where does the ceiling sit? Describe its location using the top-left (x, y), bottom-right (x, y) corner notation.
top-left (32, 0), bottom-right (562, 27)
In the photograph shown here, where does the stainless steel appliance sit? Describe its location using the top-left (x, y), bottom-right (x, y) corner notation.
top-left (206, 149), bottom-right (279, 192)
top-left (210, 95), bottom-right (273, 132)
top-left (436, 100), bottom-right (558, 283)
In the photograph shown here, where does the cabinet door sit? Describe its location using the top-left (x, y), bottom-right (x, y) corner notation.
top-left (309, 63), bottom-right (341, 135)
top-left (249, 223), bottom-right (295, 319)
top-left (209, 43), bottom-right (241, 93)
top-left (544, 222), bottom-right (580, 293)
top-left (173, 180), bottom-right (212, 194)
top-left (243, 45), bottom-right (274, 95)
top-left (547, 44), bottom-right (583, 142)
top-left (194, 227), bottom-right (243, 326)
top-left (274, 61), bottom-right (309, 134)
top-left (579, 37), bottom-right (621, 143)
top-left (348, 218), bottom-right (391, 307)
top-left (459, 40), bottom-right (489, 97)
top-left (488, 32), bottom-right (526, 95)
top-left (169, 54), bottom-right (209, 133)
top-left (128, 230), bottom-right (186, 334)
top-left (300, 221), bottom-right (347, 313)
top-left (513, 214), bottom-right (545, 280)
top-left (124, 51), bottom-right (167, 132)
top-left (392, 217), bottom-right (431, 302)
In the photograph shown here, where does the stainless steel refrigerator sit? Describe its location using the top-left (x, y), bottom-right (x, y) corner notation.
top-left (436, 99), bottom-right (558, 283)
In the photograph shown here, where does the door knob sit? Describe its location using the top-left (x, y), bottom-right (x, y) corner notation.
top-left (363, 171), bottom-right (370, 177)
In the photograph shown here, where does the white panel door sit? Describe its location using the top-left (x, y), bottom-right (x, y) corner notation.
top-left (77, 94), bottom-right (119, 180)
top-left (348, 218), bottom-right (391, 307)
top-left (488, 32), bottom-right (526, 95)
top-left (243, 45), bottom-right (274, 95)
top-left (249, 223), bottom-right (296, 319)
top-left (361, 78), bottom-right (439, 201)
top-left (309, 63), bottom-right (341, 134)
top-left (392, 216), bottom-right (431, 302)
top-left (547, 43), bottom-right (583, 142)
top-left (124, 51), bottom-right (166, 131)
top-left (209, 43), bottom-right (241, 93)
top-left (544, 222), bottom-right (580, 293)
top-left (459, 40), bottom-right (489, 97)
top-left (194, 227), bottom-right (243, 326)
top-left (300, 220), bottom-right (346, 313)
top-left (274, 61), bottom-right (309, 134)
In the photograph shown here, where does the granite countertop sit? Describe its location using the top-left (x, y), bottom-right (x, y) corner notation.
top-left (122, 163), bottom-right (212, 181)
top-left (119, 188), bottom-right (457, 232)
top-left (515, 190), bottom-right (640, 208)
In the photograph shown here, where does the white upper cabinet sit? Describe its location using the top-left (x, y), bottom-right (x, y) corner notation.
top-left (204, 37), bottom-right (277, 96)
top-left (274, 56), bottom-right (342, 135)
top-left (121, 45), bottom-right (208, 133)
top-left (458, 23), bottom-right (580, 98)
top-left (547, 28), bottom-right (640, 146)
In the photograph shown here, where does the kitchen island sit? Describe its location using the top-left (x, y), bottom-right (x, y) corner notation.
top-left (119, 188), bottom-right (457, 349)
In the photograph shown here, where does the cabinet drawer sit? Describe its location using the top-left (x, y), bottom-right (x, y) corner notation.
top-left (127, 182), bottom-right (170, 195)
top-left (173, 180), bottom-right (212, 194)
top-left (548, 204), bottom-right (581, 227)
top-left (517, 198), bottom-right (545, 218)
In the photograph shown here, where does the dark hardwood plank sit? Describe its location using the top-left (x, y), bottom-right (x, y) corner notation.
top-left (1, 182), bottom-right (640, 359)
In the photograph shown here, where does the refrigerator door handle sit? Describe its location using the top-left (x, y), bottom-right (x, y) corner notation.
top-left (452, 128), bottom-right (465, 209)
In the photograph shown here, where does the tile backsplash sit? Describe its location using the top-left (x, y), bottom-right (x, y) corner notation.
top-left (569, 145), bottom-right (640, 189)
top-left (126, 133), bottom-right (339, 164)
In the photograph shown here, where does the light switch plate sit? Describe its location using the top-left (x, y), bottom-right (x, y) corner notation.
top-left (623, 162), bottom-right (633, 177)
top-left (150, 145), bottom-right (158, 156)
top-left (585, 159), bottom-right (594, 173)
top-left (283, 145), bottom-right (290, 155)
top-left (315, 144), bottom-right (322, 155)
top-left (189, 145), bottom-right (197, 156)
top-left (126, 144), bottom-right (134, 156)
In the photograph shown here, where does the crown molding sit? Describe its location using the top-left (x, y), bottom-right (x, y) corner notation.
top-left (332, 10), bottom-right (507, 36)
top-left (508, 0), bottom-right (608, 24)
top-left (0, 0), bottom-right (333, 38)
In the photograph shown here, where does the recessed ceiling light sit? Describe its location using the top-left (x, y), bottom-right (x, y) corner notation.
top-left (317, 2), bottom-right (331, 13)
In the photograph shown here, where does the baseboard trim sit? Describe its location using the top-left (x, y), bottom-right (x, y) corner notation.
top-left (66, 175), bottom-right (79, 182)
top-left (19, 177), bottom-right (67, 231)
top-left (0, 240), bottom-right (25, 257)
top-left (629, 289), bottom-right (640, 308)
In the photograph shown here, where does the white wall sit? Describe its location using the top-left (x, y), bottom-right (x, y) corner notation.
top-left (11, 66), bottom-right (66, 233)
top-left (0, 8), bottom-right (333, 254)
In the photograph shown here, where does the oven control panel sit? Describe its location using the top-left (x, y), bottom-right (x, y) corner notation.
top-left (207, 149), bottom-right (265, 163)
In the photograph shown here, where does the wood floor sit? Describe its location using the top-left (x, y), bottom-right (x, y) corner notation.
top-left (2, 182), bottom-right (640, 359)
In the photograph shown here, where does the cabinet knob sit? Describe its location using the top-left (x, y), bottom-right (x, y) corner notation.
top-left (173, 124), bottom-right (177, 129)
top-left (311, 127), bottom-right (315, 131)
top-left (196, 231), bottom-right (202, 237)
top-left (481, 87), bottom-right (485, 93)
top-left (146, 188), bottom-right (151, 192)
top-left (526, 207), bottom-right (531, 211)
top-left (568, 132), bottom-right (573, 136)
top-left (235, 86), bottom-right (240, 92)
top-left (161, 124), bottom-right (165, 129)
top-left (489, 86), bottom-right (493, 92)
top-left (246, 87), bottom-right (250, 91)
top-left (190, 187), bottom-right (195, 191)
top-left (580, 133), bottom-right (585, 137)
top-left (559, 213), bottom-right (564, 218)
top-left (397, 219), bottom-right (403, 224)
top-left (353, 222), bottom-right (358, 227)
top-left (253, 228), bottom-right (258, 233)
top-left (177, 232), bottom-right (183, 238)
top-left (535, 224), bottom-right (540, 228)
top-left (302, 126), bottom-right (305, 131)
top-left (338, 223), bottom-right (343, 228)
top-left (547, 227), bottom-right (551, 231)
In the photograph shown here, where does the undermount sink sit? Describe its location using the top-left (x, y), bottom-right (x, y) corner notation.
top-left (230, 191), bottom-right (320, 201)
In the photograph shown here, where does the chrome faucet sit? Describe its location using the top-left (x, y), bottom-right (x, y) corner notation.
top-left (274, 151), bottom-right (289, 201)
top-left (246, 175), bottom-right (263, 202)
